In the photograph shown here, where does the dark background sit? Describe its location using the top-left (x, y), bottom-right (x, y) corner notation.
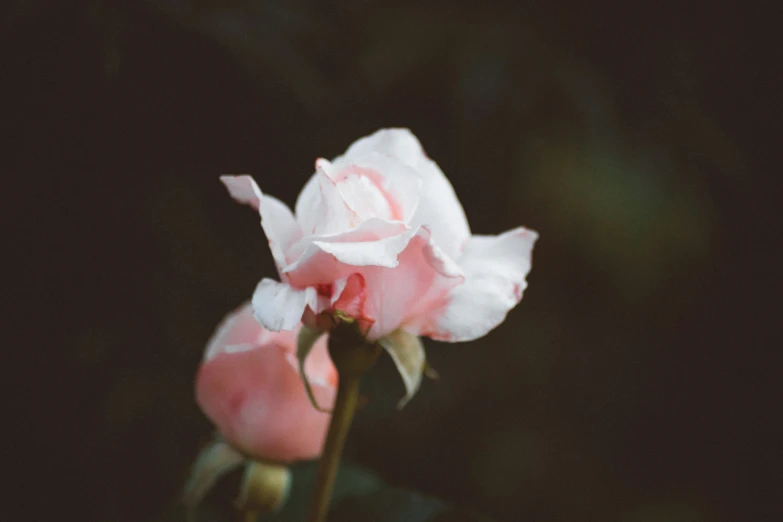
top-left (5, 1), bottom-right (778, 521)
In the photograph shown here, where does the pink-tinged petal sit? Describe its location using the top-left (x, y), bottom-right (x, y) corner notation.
top-left (330, 273), bottom-right (375, 334)
top-left (339, 129), bottom-right (471, 258)
top-left (311, 225), bottom-right (417, 268)
top-left (196, 330), bottom-right (335, 462)
top-left (410, 158), bottom-right (471, 259)
top-left (360, 228), bottom-right (464, 340)
top-left (204, 302), bottom-right (296, 361)
top-left (220, 175), bottom-right (303, 273)
top-left (252, 279), bottom-right (326, 332)
top-left (428, 227), bottom-right (538, 342)
top-left (330, 152), bottom-right (422, 224)
top-left (314, 159), bottom-right (360, 234)
top-left (341, 128), bottom-right (425, 167)
top-left (293, 172), bottom-right (321, 234)
top-left (259, 195), bottom-right (303, 272)
top-left (220, 174), bottom-right (263, 210)
top-left (293, 160), bottom-right (358, 236)
top-left (283, 219), bottom-right (411, 287)
top-left (331, 273), bottom-right (367, 318)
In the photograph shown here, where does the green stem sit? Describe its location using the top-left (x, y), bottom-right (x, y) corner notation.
top-left (306, 324), bottom-right (381, 522)
top-left (306, 375), bottom-right (361, 522)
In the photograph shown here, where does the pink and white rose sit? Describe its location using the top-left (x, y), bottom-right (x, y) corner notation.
top-left (221, 128), bottom-right (537, 346)
top-left (195, 302), bottom-right (336, 462)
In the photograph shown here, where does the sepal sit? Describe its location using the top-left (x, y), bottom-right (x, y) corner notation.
top-left (297, 324), bottom-right (331, 412)
top-left (379, 330), bottom-right (426, 408)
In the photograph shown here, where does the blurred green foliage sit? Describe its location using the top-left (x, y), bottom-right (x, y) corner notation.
top-left (161, 459), bottom-right (488, 522)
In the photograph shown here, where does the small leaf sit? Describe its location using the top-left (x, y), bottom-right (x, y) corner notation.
top-left (379, 330), bottom-right (426, 409)
top-left (297, 324), bottom-right (331, 413)
top-left (184, 438), bottom-right (246, 519)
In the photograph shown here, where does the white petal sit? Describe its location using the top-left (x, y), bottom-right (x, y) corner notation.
top-left (259, 195), bottom-right (302, 272)
top-left (293, 172), bottom-right (321, 235)
top-left (420, 232), bottom-right (463, 279)
top-left (220, 174), bottom-right (263, 210)
top-left (430, 227), bottom-right (538, 342)
top-left (331, 152), bottom-right (423, 224)
top-left (409, 158), bottom-right (471, 260)
top-left (312, 224), bottom-right (417, 268)
top-left (379, 329), bottom-right (426, 408)
top-left (251, 278), bottom-right (325, 332)
top-left (221, 175), bottom-right (303, 273)
top-left (341, 128), bottom-right (424, 166)
top-left (338, 129), bottom-right (470, 258)
top-left (301, 160), bottom-right (359, 236)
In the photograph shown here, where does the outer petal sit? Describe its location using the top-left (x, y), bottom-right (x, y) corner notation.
top-left (205, 303), bottom-right (335, 374)
top-left (252, 278), bottom-right (326, 332)
top-left (428, 227), bottom-right (538, 342)
top-left (204, 301), bottom-right (295, 361)
top-left (360, 227), bottom-right (464, 340)
top-left (293, 171), bottom-right (322, 235)
top-left (341, 128), bottom-right (427, 169)
top-left (220, 175), bottom-right (303, 273)
top-left (196, 332), bottom-right (335, 462)
top-left (339, 129), bottom-right (471, 258)
top-left (410, 157), bottom-right (472, 259)
top-left (220, 174), bottom-right (264, 209)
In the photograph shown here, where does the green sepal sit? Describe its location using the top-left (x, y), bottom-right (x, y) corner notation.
top-left (183, 437), bottom-right (246, 520)
top-left (378, 330), bottom-right (426, 409)
top-left (296, 324), bottom-right (331, 413)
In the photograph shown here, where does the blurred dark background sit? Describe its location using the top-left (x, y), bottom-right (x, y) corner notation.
top-left (5, 1), bottom-right (778, 521)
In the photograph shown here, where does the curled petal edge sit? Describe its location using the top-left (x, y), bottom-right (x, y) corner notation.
top-left (251, 278), bottom-right (326, 332)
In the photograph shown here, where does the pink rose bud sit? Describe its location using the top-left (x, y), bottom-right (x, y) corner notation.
top-left (220, 128), bottom-right (537, 344)
top-left (195, 303), bottom-right (337, 462)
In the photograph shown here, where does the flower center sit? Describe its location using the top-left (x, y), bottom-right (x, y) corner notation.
top-left (334, 166), bottom-right (403, 223)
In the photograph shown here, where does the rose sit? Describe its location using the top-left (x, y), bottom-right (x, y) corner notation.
top-left (195, 302), bottom-right (337, 461)
top-left (221, 128), bottom-right (537, 346)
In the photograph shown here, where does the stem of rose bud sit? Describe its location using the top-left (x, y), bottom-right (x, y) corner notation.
top-left (306, 325), bottom-right (381, 522)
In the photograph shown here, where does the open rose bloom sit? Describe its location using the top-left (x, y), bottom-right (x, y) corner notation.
top-left (222, 128), bottom-right (537, 403)
top-left (196, 302), bottom-right (337, 461)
